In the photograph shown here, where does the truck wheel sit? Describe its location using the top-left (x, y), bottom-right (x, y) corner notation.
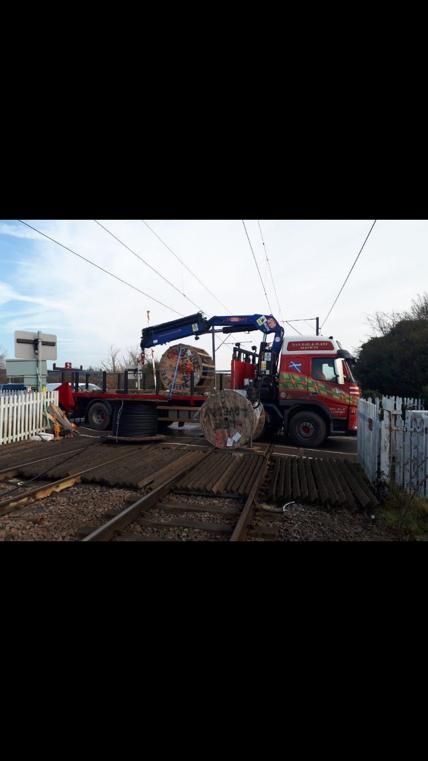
top-left (288, 411), bottom-right (327, 448)
top-left (87, 401), bottom-right (112, 431)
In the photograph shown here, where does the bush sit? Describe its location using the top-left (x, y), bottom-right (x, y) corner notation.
top-left (379, 484), bottom-right (428, 539)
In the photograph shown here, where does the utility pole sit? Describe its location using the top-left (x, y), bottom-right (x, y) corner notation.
top-left (212, 326), bottom-right (216, 390)
top-left (147, 310), bottom-right (157, 392)
top-left (285, 316), bottom-right (321, 335)
top-left (37, 331), bottom-right (42, 390)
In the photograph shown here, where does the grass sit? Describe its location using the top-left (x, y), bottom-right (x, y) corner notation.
top-left (378, 484), bottom-right (428, 539)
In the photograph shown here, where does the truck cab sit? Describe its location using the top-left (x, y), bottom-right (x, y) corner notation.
top-left (277, 336), bottom-right (360, 447)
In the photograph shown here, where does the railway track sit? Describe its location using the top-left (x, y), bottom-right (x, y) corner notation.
top-left (81, 447), bottom-right (272, 542)
top-left (0, 430), bottom-right (374, 542)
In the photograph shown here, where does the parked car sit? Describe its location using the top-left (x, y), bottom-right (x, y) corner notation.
top-left (0, 383), bottom-right (28, 392)
top-left (45, 382), bottom-right (101, 392)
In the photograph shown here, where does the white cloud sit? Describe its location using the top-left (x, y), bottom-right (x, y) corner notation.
top-left (0, 222), bottom-right (42, 240)
top-left (1, 219), bottom-right (428, 369)
top-left (0, 279), bottom-right (66, 311)
top-left (0, 281), bottom-right (17, 304)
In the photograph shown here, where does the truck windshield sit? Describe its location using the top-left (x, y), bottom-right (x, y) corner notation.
top-left (312, 358), bottom-right (337, 381)
top-left (343, 361), bottom-right (356, 383)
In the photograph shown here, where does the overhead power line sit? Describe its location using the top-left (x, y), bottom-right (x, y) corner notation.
top-left (18, 220), bottom-right (183, 317)
top-left (141, 220), bottom-right (230, 312)
top-left (257, 221), bottom-right (284, 321)
top-left (256, 221), bottom-right (302, 336)
top-left (281, 320), bottom-right (303, 335)
top-left (242, 220), bottom-right (273, 314)
top-left (321, 220), bottom-right (377, 330)
top-left (94, 220), bottom-right (204, 312)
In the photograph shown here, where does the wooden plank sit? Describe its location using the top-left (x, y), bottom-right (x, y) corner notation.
top-left (0, 475), bottom-right (82, 515)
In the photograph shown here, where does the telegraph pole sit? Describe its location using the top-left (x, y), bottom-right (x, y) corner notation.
top-left (147, 311), bottom-right (157, 392)
top-left (212, 327), bottom-right (216, 390)
top-left (37, 331), bottom-right (42, 390)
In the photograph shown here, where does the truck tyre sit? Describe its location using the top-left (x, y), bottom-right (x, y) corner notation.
top-left (112, 402), bottom-right (158, 437)
top-left (288, 411), bottom-right (327, 448)
top-left (87, 401), bottom-right (112, 431)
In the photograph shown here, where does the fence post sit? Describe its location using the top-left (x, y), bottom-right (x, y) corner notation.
top-left (0, 395), bottom-right (3, 445)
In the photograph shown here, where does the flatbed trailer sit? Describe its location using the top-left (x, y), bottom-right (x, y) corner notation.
top-left (69, 389), bottom-right (208, 431)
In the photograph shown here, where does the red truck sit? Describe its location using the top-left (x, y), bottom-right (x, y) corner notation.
top-left (57, 312), bottom-right (360, 448)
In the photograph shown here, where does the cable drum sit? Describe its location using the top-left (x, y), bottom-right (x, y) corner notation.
top-left (200, 389), bottom-right (266, 448)
top-left (111, 402), bottom-right (158, 437)
top-left (159, 343), bottom-right (215, 394)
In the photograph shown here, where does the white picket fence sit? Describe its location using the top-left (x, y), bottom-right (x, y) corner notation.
top-left (358, 395), bottom-right (428, 495)
top-left (0, 390), bottom-right (59, 445)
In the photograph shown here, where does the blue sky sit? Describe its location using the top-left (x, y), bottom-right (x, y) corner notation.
top-left (1, 219), bottom-right (427, 371)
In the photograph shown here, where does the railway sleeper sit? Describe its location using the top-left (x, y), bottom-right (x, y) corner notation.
top-left (136, 517), bottom-right (234, 533)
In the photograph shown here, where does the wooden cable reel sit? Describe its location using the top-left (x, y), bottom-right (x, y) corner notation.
top-left (159, 343), bottom-right (215, 394)
top-left (199, 389), bottom-right (266, 448)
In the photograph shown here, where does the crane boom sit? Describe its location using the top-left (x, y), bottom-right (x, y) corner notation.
top-left (140, 311), bottom-right (284, 350)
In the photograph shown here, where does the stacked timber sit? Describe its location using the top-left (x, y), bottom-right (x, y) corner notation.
top-left (199, 389), bottom-right (266, 448)
top-left (159, 344), bottom-right (215, 394)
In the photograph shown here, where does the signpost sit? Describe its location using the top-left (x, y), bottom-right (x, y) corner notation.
top-left (14, 331), bottom-right (57, 391)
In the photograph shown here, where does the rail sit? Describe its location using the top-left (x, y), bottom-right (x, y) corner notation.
top-left (82, 446), bottom-right (272, 542)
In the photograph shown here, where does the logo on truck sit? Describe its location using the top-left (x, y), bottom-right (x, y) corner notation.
top-left (287, 340), bottom-right (334, 351)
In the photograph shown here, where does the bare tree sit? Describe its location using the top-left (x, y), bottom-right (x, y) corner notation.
top-left (122, 347), bottom-right (142, 368)
top-left (408, 292), bottom-right (428, 320)
top-left (100, 345), bottom-right (123, 373)
top-left (366, 310), bottom-right (403, 336)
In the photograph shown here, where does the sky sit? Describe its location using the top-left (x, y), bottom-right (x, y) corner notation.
top-left (0, 219), bottom-right (427, 372)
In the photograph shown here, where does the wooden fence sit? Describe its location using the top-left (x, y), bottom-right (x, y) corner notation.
top-left (358, 396), bottom-right (428, 495)
top-left (0, 390), bottom-right (59, 445)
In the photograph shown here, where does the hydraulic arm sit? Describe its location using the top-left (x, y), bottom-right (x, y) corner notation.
top-left (140, 312), bottom-right (284, 369)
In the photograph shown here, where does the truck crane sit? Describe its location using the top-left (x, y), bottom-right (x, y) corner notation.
top-left (57, 311), bottom-right (360, 448)
top-left (140, 312), bottom-right (360, 447)
top-left (140, 311), bottom-right (284, 378)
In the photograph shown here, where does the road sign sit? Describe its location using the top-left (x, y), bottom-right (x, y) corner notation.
top-left (14, 331), bottom-right (57, 360)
